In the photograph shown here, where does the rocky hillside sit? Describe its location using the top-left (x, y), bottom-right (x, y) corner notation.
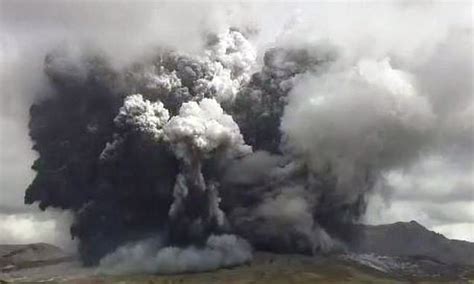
top-left (350, 221), bottom-right (474, 265)
top-left (0, 243), bottom-right (73, 272)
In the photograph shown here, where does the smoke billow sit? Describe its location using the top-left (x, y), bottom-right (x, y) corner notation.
top-left (5, 0), bottom-right (470, 275)
top-left (99, 234), bottom-right (251, 275)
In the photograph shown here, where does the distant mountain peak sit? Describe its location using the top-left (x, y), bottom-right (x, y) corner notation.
top-left (350, 221), bottom-right (474, 266)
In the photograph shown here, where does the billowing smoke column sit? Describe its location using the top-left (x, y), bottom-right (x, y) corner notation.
top-left (25, 29), bottom-right (436, 272)
top-left (163, 98), bottom-right (251, 244)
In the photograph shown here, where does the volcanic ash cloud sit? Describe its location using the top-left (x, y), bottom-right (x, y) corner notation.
top-left (24, 22), bottom-right (472, 274)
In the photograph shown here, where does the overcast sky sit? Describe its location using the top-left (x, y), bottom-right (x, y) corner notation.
top-left (0, 0), bottom-right (472, 248)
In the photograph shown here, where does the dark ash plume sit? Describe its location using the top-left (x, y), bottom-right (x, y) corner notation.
top-left (25, 28), bottom-right (449, 273)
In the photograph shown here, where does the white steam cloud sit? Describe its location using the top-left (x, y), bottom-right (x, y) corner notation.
top-left (99, 234), bottom-right (251, 275)
top-left (281, 58), bottom-right (434, 200)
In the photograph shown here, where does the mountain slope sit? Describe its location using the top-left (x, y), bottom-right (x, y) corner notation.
top-left (0, 243), bottom-right (73, 272)
top-left (350, 221), bottom-right (474, 265)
